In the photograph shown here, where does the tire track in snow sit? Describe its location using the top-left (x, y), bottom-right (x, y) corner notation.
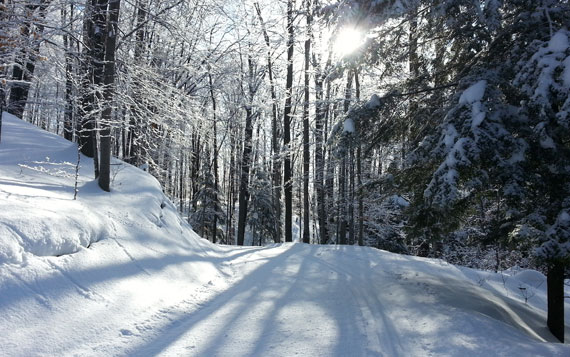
top-left (307, 249), bottom-right (406, 356)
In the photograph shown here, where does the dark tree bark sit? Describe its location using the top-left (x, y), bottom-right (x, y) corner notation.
top-left (78, 0), bottom-right (106, 168)
top-left (226, 119), bottom-right (237, 244)
top-left (354, 70), bottom-right (364, 246)
top-left (7, 0), bottom-right (51, 119)
top-left (191, 130), bottom-right (201, 209)
top-left (98, 0), bottom-right (121, 192)
top-left (547, 261), bottom-right (565, 342)
top-left (302, 0), bottom-right (312, 244)
top-left (283, 0), bottom-right (295, 243)
top-left (338, 70), bottom-right (353, 245)
top-left (313, 59), bottom-right (329, 245)
top-left (254, 2), bottom-right (281, 244)
top-left (324, 83), bottom-right (335, 243)
top-left (126, 0), bottom-right (147, 166)
top-left (208, 71), bottom-right (219, 243)
top-left (403, 12), bottom-right (419, 164)
top-left (237, 54), bottom-right (257, 246)
top-left (62, 3), bottom-right (75, 142)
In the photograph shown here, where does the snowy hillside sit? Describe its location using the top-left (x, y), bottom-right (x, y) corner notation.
top-left (0, 113), bottom-right (569, 356)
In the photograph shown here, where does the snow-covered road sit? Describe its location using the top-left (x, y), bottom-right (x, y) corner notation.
top-left (130, 243), bottom-right (565, 357)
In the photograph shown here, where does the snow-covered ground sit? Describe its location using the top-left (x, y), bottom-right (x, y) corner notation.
top-left (0, 112), bottom-right (569, 356)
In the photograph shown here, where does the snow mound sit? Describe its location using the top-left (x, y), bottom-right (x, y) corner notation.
top-left (0, 112), bottom-right (209, 264)
top-left (515, 269), bottom-right (547, 287)
top-left (1, 200), bottom-right (105, 258)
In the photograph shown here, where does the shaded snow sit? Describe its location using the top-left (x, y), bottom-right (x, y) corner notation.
top-left (548, 31), bottom-right (568, 53)
top-left (443, 124), bottom-right (458, 148)
top-left (459, 80), bottom-right (487, 130)
top-left (366, 94), bottom-right (382, 109)
top-left (343, 118), bottom-right (355, 133)
top-left (1, 113), bottom-right (569, 356)
top-left (459, 80), bottom-right (487, 105)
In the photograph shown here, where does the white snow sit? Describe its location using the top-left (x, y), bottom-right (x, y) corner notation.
top-left (391, 194), bottom-right (409, 207)
top-left (1, 112), bottom-right (569, 356)
top-left (459, 80), bottom-right (487, 130)
top-left (459, 80), bottom-right (487, 105)
top-left (443, 123), bottom-right (458, 148)
top-left (366, 94), bottom-right (382, 109)
top-left (343, 118), bottom-right (355, 133)
top-left (524, 30), bottom-right (570, 104)
top-left (548, 30), bottom-right (569, 53)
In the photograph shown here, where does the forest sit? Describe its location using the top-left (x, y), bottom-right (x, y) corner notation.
top-left (0, 0), bottom-right (569, 344)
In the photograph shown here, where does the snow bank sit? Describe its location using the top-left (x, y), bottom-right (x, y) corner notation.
top-left (0, 115), bottom-right (105, 262)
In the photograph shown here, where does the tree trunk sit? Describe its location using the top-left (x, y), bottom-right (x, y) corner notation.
top-left (283, 0), bottom-right (295, 243)
top-left (0, 1), bottom-right (6, 137)
top-left (302, 0), bottom-right (312, 244)
top-left (126, 0), bottom-right (147, 166)
top-left (324, 82), bottom-right (335, 244)
top-left (98, 0), bottom-right (121, 192)
top-left (254, 2), bottom-right (281, 244)
top-left (7, 0), bottom-right (51, 119)
top-left (338, 70), bottom-right (353, 245)
top-left (403, 12), bottom-right (419, 164)
top-left (547, 261), bottom-right (565, 342)
top-left (354, 70), bottom-right (364, 246)
top-left (314, 71), bottom-right (329, 244)
top-left (79, 0), bottom-right (106, 171)
top-left (62, 4), bottom-right (75, 142)
top-left (209, 72), bottom-right (219, 244)
top-left (357, 146), bottom-right (364, 246)
top-left (236, 54), bottom-right (256, 246)
top-left (348, 148), bottom-right (355, 245)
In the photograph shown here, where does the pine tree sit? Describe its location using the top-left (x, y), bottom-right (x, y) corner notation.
top-left (404, 1), bottom-right (569, 341)
top-left (249, 169), bottom-right (278, 245)
top-left (190, 170), bottom-right (224, 241)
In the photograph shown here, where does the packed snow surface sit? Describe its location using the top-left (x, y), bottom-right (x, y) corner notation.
top-left (0, 112), bottom-right (569, 356)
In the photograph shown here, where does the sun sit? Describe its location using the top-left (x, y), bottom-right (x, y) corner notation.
top-left (333, 27), bottom-right (363, 57)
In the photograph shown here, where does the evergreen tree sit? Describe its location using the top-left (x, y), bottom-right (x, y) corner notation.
top-left (190, 170), bottom-right (224, 241)
top-left (404, 1), bottom-right (569, 341)
top-left (248, 169), bottom-right (278, 245)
